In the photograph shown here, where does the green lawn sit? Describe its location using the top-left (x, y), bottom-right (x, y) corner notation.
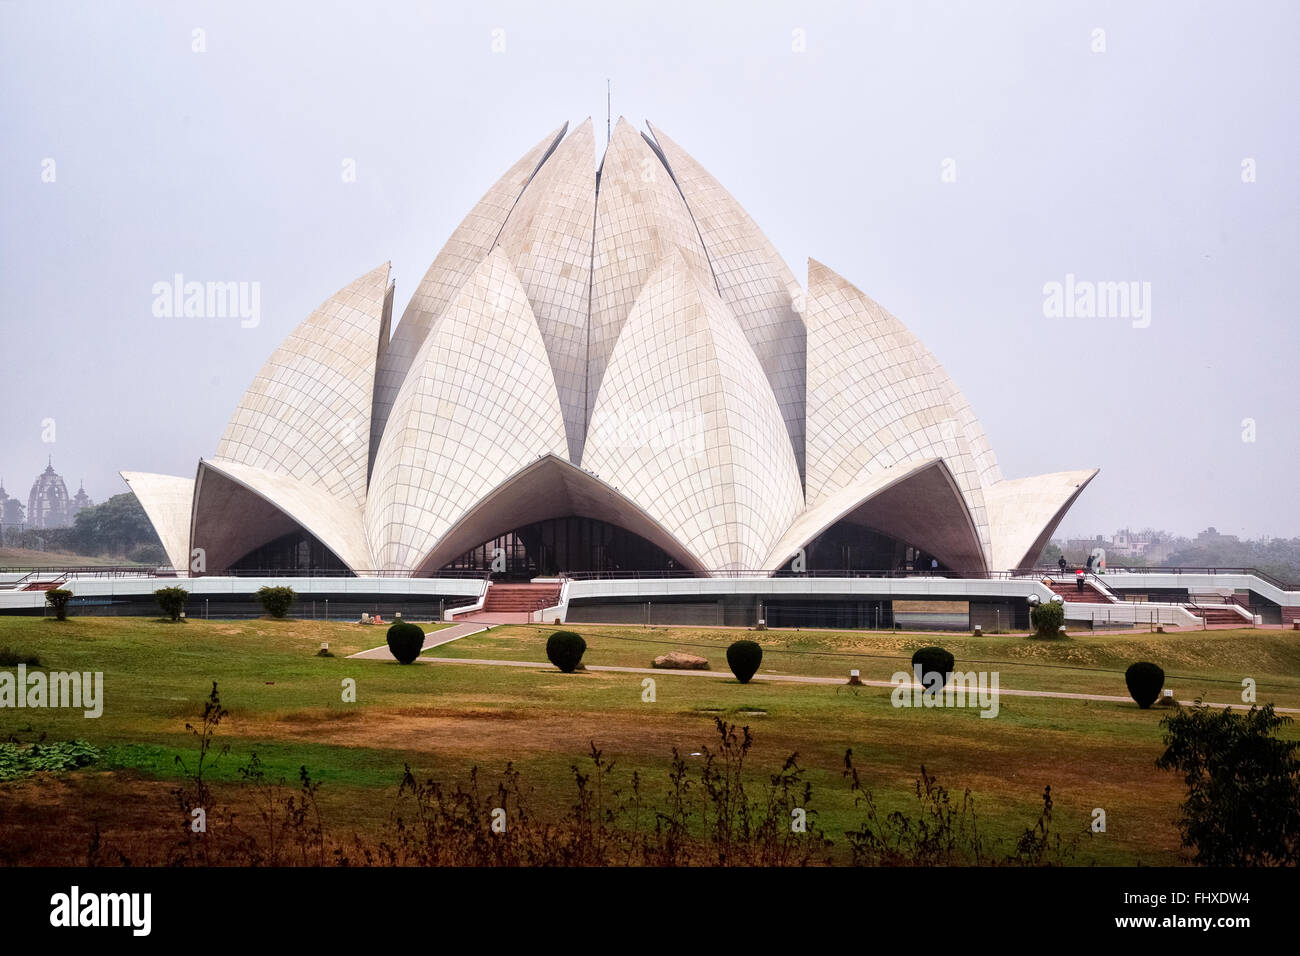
top-left (436, 622), bottom-right (1300, 708)
top-left (1, 615), bottom-right (1296, 865)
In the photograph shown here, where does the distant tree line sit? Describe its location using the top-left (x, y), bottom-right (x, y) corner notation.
top-left (1040, 532), bottom-right (1300, 586)
top-left (0, 492), bottom-right (165, 564)
top-left (1162, 537), bottom-right (1300, 586)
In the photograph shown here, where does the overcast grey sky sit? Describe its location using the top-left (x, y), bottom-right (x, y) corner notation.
top-left (2, 0), bottom-right (1296, 539)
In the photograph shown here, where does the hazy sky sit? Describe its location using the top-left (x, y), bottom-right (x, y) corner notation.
top-left (2, 0), bottom-right (1296, 540)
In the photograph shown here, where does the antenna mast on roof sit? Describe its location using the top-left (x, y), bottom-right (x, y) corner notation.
top-left (606, 79), bottom-right (611, 145)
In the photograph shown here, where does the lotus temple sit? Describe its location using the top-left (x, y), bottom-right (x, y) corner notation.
top-left (55, 117), bottom-right (1269, 630)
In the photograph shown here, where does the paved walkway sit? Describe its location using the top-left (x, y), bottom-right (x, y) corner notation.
top-left (414, 655), bottom-right (1299, 714)
top-left (456, 611), bottom-right (532, 624)
top-left (348, 622), bottom-right (488, 660)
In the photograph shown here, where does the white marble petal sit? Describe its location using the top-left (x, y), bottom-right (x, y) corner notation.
top-left (583, 250), bottom-right (804, 571)
top-left (496, 119), bottom-right (597, 463)
top-left (647, 122), bottom-right (808, 479)
top-left (369, 124), bottom-right (568, 467)
top-left (588, 118), bottom-right (716, 433)
top-left (217, 262), bottom-right (391, 509)
top-left (986, 469), bottom-right (1100, 570)
top-left (366, 248), bottom-right (569, 570)
top-left (119, 471), bottom-right (195, 572)
top-left (193, 458), bottom-right (372, 572)
top-left (805, 258), bottom-right (992, 560)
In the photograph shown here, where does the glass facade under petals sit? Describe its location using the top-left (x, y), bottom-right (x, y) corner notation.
top-left (441, 516), bottom-right (679, 578)
top-left (229, 530), bottom-right (348, 574)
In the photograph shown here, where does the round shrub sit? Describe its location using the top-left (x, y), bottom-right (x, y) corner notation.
top-left (726, 640), bottom-right (763, 684)
top-left (1125, 661), bottom-right (1165, 709)
top-left (1030, 601), bottom-right (1065, 638)
top-left (911, 646), bottom-right (955, 685)
top-left (386, 621), bottom-right (426, 665)
top-left (256, 585), bottom-right (296, 619)
top-left (546, 630), bottom-right (587, 673)
top-left (154, 586), bottom-right (189, 622)
top-left (45, 588), bottom-right (73, 622)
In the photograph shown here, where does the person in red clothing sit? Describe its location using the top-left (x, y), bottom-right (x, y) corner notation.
top-left (1076, 568), bottom-right (1085, 593)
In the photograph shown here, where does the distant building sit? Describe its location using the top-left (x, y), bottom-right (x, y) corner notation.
top-left (1109, 527), bottom-right (1157, 558)
top-left (1059, 528), bottom-right (1172, 563)
top-left (1195, 526), bottom-right (1239, 546)
top-left (71, 480), bottom-right (93, 519)
top-left (25, 459), bottom-right (93, 529)
top-left (1065, 535), bottom-right (1105, 555)
top-left (0, 479), bottom-right (25, 529)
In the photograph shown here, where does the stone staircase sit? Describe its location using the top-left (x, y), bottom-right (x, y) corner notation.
top-left (477, 582), bottom-right (562, 619)
top-left (1045, 579), bottom-right (1114, 604)
top-left (1187, 603), bottom-right (1249, 626)
top-left (22, 574), bottom-right (68, 592)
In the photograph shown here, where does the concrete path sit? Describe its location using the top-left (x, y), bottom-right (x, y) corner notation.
top-left (456, 611), bottom-right (531, 624)
top-left (348, 622), bottom-right (488, 660)
top-left (414, 655), bottom-right (1299, 714)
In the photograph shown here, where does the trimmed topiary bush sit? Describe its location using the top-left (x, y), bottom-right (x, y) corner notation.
top-left (1030, 601), bottom-right (1065, 638)
top-left (546, 630), bottom-right (587, 673)
top-left (1125, 661), bottom-right (1165, 709)
top-left (386, 621), bottom-right (426, 664)
top-left (911, 646), bottom-right (955, 686)
top-left (256, 585), bottom-right (296, 619)
top-left (726, 640), bottom-right (763, 684)
top-left (155, 586), bottom-right (189, 622)
top-left (45, 588), bottom-right (73, 621)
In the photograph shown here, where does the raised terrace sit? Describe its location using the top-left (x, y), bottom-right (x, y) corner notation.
top-left (3, 565), bottom-right (1295, 632)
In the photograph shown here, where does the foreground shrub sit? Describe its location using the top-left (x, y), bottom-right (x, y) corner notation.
top-left (911, 646), bottom-right (955, 685)
top-left (1156, 704), bottom-right (1300, 865)
top-left (726, 640), bottom-right (763, 683)
top-left (256, 586), bottom-right (296, 619)
top-left (0, 740), bottom-right (100, 783)
top-left (45, 588), bottom-right (72, 621)
top-left (17, 683), bottom-right (1095, 867)
top-left (1125, 661), bottom-right (1165, 708)
top-left (154, 586), bottom-right (189, 622)
top-left (1030, 601), bottom-right (1065, 638)
top-left (546, 630), bottom-right (587, 673)
top-left (0, 646), bottom-right (41, 667)
top-left (842, 756), bottom-right (1079, 866)
top-left (386, 621), bottom-right (426, 665)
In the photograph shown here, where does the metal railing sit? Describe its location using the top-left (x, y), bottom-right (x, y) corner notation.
top-left (212, 567), bottom-right (490, 580)
top-left (1, 562), bottom-right (1294, 589)
top-left (0, 565), bottom-right (160, 578)
top-left (0, 565), bottom-right (491, 580)
top-left (561, 568), bottom-right (1023, 581)
top-left (1023, 565), bottom-right (1296, 589)
top-left (1064, 565), bottom-right (1295, 589)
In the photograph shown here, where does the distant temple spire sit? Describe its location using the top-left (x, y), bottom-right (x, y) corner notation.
top-left (23, 459), bottom-right (93, 529)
